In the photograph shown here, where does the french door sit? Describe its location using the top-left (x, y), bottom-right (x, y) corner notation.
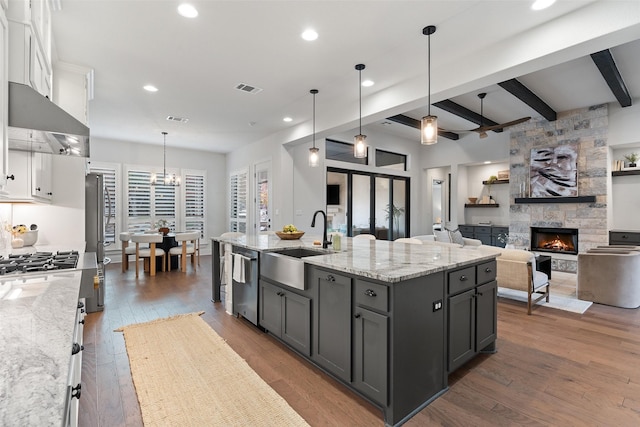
top-left (327, 168), bottom-right (409, 240)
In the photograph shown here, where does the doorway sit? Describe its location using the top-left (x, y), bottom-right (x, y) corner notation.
top-left (254, 160), bottom-right (271, 232)
top-left (327, 168), bottom-right (409, 240)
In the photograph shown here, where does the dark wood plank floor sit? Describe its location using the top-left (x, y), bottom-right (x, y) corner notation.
top-left (79, 256), bottom-right (640, 426)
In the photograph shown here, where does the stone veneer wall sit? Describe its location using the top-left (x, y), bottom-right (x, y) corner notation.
top-left (508, 104), bottom-right (609, 273)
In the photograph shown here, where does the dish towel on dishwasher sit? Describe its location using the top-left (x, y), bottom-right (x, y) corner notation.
top-left (233, 254), bottom-right (250, 283)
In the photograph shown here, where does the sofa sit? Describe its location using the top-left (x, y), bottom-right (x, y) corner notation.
top-left (577, 249), bottom-right (640, 308)
top-left (495, 248), bottom-right (550, 314)
top-left (412, 233), bottom-right (482, 248)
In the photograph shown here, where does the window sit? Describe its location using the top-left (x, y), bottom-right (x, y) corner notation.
top-left (184, 171), bottom-right (206, 238)
top-left (126, 168), bottom-right (178, 233)
top-left (326, 139), bottom-right (368, 165)
top-left (230, 169), bottom-right (248, 232)
top-left (376, 149), bottom-right (407, 171)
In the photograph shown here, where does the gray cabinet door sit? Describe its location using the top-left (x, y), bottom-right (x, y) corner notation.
top-left (312, 268), bottom-right (352, 382)
top-left (476, 280), bottom-right (497, 351)
top-left (282, 290), bottom-right (311, 356)
top-left (354, 307), bottom-right (388, 405)
top-left (448, 288), bottom-right (475, 372)
top-left (259, 280), bottom-right (282, 335)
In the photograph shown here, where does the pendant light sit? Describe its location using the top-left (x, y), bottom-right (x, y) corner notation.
top-left (309, 89), bottom-right (320, 167)
top-left (151, 131), bottom-right (180, 186)
top-left (353, 63), bottom-right (367, 158)
top-left (421, 25), bottom-right (438, 145)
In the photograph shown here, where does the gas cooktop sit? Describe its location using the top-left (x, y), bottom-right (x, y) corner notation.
top-left (0, 251), bottom-right (79, 276)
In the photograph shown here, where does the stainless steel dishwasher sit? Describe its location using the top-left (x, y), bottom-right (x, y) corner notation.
top-left (231, 246), bottom-right (259, 326)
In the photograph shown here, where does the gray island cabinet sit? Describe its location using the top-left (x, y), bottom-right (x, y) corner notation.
top-left (211, 235), bottom-right (499, 426)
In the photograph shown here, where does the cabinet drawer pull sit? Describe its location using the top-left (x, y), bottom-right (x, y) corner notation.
top-left (484, 267), bottom-right (492, 273)
top-left (354, 313), bottom-right (361, 319)
top-left (364, 289), bottom-right (377, 297)
top-left (6, 174), bottom-right (14, 181)
top-left (276, 291), bottom-right (285, 297)
top-left (326, 275), bottom-right (335, 282)
top-left (477, 291), bottom-right (484, 296)
top-left (459, 275), bottom-right (467, 282)
top-left (36, 187), bottom-right (41, 192)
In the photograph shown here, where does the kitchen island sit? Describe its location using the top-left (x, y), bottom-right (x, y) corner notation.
top-left (212, 234), bottom-right (499, 426)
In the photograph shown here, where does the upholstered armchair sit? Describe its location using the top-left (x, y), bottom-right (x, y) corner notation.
top-left (577, 249), bottom-right (640, 308)
top-left (496, 248), bottom-right (550, 314)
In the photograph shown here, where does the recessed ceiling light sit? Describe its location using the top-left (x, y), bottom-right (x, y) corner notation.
top-left (143, 85), bottom-right (158, 92)
top-left (531, 0), bottom-right (555, 10)
top-left (178, 3), bottom-right (198, 18)
top-left (362, 79), bottom-right (374, 87)
top-left (484, 161), bottom-right (491, 164)
top-left (301, 29), bottom-right (318, 41)
top-left (283, 117), bottom-right (293, 122)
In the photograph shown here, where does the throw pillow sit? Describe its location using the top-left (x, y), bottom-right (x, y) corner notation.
top-left (448, 229), bottom-right (465, 246)
top-left (434, 230), bottom-right (451, 243)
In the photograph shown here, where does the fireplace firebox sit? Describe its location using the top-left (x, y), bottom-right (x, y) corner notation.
top-left (530, 227), bottom-right (578, 255)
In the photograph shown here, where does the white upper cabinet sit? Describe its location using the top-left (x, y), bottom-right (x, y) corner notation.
top-left (7, 0), bottom-right (52, 98)
top-left (5, 149), bottom-right (53, 203)
top-left (0, 4), bottom-right (8, 190)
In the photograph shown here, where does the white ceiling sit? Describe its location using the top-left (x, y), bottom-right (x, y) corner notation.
top-left (50, 1), bottom-right (640, 153)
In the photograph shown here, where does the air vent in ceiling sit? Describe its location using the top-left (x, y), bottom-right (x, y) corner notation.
top-left (166, 116), bottom-right (189, 123)
top-left (235, 83), bottom-right (263, 94)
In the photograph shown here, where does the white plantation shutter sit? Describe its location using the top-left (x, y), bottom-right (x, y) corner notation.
top-left (230, 170), bottom-right (247, 232)
top-left (154, 175), bottom-right (177, 231)
top-left (184, 171), bottom-right (206, 238)
top-left (127, 169), bottom-right (153, 232)
top-left (88, 164), bottom-right (117, 246)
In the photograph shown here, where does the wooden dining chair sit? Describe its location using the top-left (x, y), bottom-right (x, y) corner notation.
top-left (119, 232), bottom-right (136, 272)
top-left (130, 233), bottom-right (166, 277)
top-left (168, 232), bottom-right (200, 272)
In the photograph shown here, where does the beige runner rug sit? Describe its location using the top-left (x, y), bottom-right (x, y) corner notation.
top-left (116, 312), bottom-right (309, 426)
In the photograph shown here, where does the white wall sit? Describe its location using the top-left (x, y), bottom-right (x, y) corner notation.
top-left (90, 137), bottom-right (228, 241)
top-left (463, 162), bottom-right (510, 226)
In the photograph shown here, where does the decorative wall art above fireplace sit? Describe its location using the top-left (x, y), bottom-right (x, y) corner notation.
top-left (530, 144), bottom-right (578, 197)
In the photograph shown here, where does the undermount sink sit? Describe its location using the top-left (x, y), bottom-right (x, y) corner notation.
top-left (271, 248), bottom-right (329, 258)
top-left (261, 248), bottom-right (329, 290)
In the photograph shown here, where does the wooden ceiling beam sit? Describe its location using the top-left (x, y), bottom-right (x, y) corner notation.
top-left (386, 114), bottom-right (459, 140)
top-left (498, 78), bottom-right (557, 121)
top-left (591, 49), bottom-right (632, 108)
top-left (432, 99), bottom-right (503, 132)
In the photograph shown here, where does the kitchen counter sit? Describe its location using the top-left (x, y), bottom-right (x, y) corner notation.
top-left (0, 243), bottom-right (88, 426)
top-left (0, 270), bottom-right (83, 426)
top-left (211, 234), bottom-right (499, 283)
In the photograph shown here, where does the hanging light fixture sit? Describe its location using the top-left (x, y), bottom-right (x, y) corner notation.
top-left (151, 131), bottom-right (180, 186)
top-left (353, 64), bottom-right (367, 158)
top-left (421, 25), bottom-right (438, 145)
top-left (309, 89), bottom-right (320, 167)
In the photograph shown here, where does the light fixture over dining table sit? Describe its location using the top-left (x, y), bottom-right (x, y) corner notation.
top-left (151, 131), bottom-right (180, 187)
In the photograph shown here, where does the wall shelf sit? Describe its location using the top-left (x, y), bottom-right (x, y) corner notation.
top-left (612, 170), bottom-right (640, 177)
top-left (465, 204), bottom-right (500, 208)
top-left (514, 196), bottom-right (596, 204)
top-left (482, 179), bottom-right (509, 185)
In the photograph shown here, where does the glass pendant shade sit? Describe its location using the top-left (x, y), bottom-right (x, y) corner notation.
top-left (421, 115), bottom-right (438, 145)
top-left (354, 134), bottom-right (367, 158)
top-left (151, 131), bottom-right (180, 186)
top-left (309, 147), bottom-right (320, 167)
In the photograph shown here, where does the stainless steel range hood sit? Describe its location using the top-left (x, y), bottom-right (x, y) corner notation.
top-left (8, 82), bottom-right (90, 157)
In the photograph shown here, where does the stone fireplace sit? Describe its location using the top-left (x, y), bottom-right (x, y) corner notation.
top-left (507, 105), bottom-right (609, 273)
top-left (530, 227), bottom-right (578, 255)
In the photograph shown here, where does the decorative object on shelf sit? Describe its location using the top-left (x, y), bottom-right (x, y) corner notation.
top-left (530, 144), bottom-right (578, 197)
top-left (275, 231), bottom-right (305, 240)
top-left (353, 64), bottom-right (367, 158)
top-left (468, 197), bottom-right (478, 204)
top-left (421, 25), bottom-right (438, 145)
top-left (497, 170), bottom-right (510, 181)
top-left (613, 159), bottom-right (624, 171)
top-left (151, 132), bottom-right (180, 187)
top-left (308, 89), bottom-right (320, 167)
top-left (624, 152), bottom-right (638, 168)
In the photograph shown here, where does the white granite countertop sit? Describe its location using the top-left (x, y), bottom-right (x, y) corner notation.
top-left (212, 234), bottom-right (499, 283)
top-left (0, 243), bottom-right (87, 425)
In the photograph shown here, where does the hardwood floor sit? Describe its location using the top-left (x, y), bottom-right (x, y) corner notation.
top-left (80, 257), bottom-right (640, 426)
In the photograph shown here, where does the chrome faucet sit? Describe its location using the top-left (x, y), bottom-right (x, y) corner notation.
top-left (311, 210), bottom-right (331, 249)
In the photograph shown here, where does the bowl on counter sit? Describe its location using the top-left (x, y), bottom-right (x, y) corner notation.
top-left (22, 230), bottom-right (38, 246)
top-left (275, 231), bottom-right (305, 240)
